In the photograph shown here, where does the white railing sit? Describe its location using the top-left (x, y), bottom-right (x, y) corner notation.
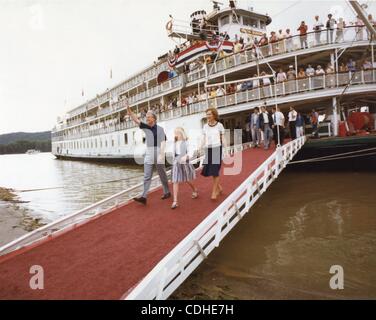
top-left (57, 26), bottom-right (373, 134)
top-left (187, 67), bottom-right (206, 82)
top-left (125, 136), bottom-right (306, 300)
top-left (52, 69), bottom-right (376, 143)
top-left (209, 26), bottom-right (374, 76)
top-left (0, 152), bottom-right (208, 257)
top-left (56, 75), bottom-right (182, 133)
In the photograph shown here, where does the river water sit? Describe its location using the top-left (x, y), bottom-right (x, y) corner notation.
top-left (0, 152), bottom-right (375, 299)
top-left (0, 153), bottom-right (143, 221)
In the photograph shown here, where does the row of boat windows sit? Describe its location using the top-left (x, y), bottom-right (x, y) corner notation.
top-left (58, 133), bottom-right (137, 150)
top-left (220, 15), bottom-right (266, 29)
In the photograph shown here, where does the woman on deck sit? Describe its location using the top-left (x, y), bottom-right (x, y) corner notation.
top-left (200, 108), bottom-right (227, 200)
top-left (171, 127), bottom-right (198, 210)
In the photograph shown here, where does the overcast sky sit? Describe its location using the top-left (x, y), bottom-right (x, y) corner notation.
top-left (0, 0), bottom-right (374, 134)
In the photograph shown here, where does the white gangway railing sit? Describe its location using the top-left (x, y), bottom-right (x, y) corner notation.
top-left (125, 136), bottom-right (306, 300)
top-left (0, 152), bottom-right (213, 256)
top-left (0, 142), bottom-right (255, 257)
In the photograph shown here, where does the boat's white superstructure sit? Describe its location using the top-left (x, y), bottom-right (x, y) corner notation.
top-left (51, 1), bottom-right (376, 162)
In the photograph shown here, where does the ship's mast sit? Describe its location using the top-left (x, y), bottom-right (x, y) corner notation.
top-left (348, 1), bottom-right (376, 37)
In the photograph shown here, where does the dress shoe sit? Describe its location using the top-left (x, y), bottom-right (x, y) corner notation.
top-left (161, 192), bottom-right (171, 200)
top-left (133, 197), bottom-right (147, 205)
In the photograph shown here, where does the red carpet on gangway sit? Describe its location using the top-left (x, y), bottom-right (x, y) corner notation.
top-left (0, 147), bottom-right (274, 299)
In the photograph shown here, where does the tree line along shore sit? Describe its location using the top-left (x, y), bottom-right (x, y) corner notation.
top-left (0, 131), bottom-right (51, 155)
top-left (0, 140), bottom-right (51, 155)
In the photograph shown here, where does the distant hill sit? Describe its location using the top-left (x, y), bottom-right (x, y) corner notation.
top-left (0, 131), bottom-right (51, 155)
top-left (0, 131), bottom-right (51, 145)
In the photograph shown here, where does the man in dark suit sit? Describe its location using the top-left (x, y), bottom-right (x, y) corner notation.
top-left (259, 105), bottom-right (274, 150)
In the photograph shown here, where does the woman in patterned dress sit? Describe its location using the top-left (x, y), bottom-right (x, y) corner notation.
top-left (171, 127), bottom-right (198, 209)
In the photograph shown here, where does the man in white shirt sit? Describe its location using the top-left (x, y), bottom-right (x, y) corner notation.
top-left (261, 72), bottom-right (272, 97)
top-left (285, 28), bottom-right (293, 52)
top-left (306, 64), bottom-right (315, 77)
top-left (252, 74), bottom-right (260, 88)
top-left (216, 86), bottom-right (225, 97)
top-left (272, 106), bottom-right (285, 146)
top-left (313, 15), bottom-right (324, 45)
top-left (276, 68), bottom-right (287, 83)
top-left (326, 14), bottom-right (337, 43)
top-left (277, 29), bottom-right (286, 52)
top-left (189, 61), bottom-right (197, 72)
top-left (288, 106), bottom-right (298, 140)
top-left (315, 65), bottom-right (325, 75)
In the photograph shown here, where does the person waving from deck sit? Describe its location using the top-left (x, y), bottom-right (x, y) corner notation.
top-left (200, 108), bottom-right (227, 201)
top-left (126, 102), bottom-right (171, 205)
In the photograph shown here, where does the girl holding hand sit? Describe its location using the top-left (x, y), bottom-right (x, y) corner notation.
top-left (171, 127), bottom-right (198, 209)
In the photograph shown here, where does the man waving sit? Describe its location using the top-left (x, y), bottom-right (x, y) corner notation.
top-left (126, 102), bottom-right (171, 205)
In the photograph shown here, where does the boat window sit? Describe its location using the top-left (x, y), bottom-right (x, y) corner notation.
top-left (221, 15), bottom-right (230, 26)
top-left (124, 133), bottom-right (128, 145)
top-left (243, 17), bottom-right (258, 28)
top-left (260, 21), bottom-right (266, 29)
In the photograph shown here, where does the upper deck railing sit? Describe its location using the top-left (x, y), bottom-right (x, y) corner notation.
top-left (52, 69), bottom-right (376, 142)
top-left (54, 26), bottom-right (373, 134)
top-left (208, 25), bottom-right (374, 76)
top-left (67, 61), bottom-right (170, 119)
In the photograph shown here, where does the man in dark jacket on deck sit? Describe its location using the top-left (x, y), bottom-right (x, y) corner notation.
top-left (259, 105), bottom-right (274, 150)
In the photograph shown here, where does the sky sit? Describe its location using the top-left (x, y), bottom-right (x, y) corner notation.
top-left (0, 0), bottom-right (375, 134)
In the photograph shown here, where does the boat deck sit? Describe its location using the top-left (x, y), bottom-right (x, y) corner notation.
top-left (0, 147), bottom-right (274, 300)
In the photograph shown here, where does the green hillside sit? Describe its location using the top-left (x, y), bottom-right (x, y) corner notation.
top-left (0, 131), bottom-right (51, 155)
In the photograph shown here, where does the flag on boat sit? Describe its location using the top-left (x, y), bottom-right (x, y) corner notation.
top-left (168, 40), bottom-right (233, 68)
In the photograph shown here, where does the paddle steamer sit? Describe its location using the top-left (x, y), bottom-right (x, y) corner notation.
top-left (51, 0), bottom-right (376, 162)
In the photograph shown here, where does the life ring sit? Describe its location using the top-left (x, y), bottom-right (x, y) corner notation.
top-left (166, 20), bottom-right (173, 32)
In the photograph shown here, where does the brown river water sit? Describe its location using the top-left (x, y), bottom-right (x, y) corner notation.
top-left (0, 153), bottom-right (375, 299)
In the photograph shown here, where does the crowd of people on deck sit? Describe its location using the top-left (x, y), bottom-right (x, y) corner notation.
top-left (169, 12), bottom-right (375, 71)
top-left (245, 104), bottom-right (320, 151)
top-left (79, 52), bottom-right (372, 138)
top-left (77, 12), bottom-right (376, 143)
top-left (123, 55), bottom-right (373, 122)
top-left (158, 12), bottom-right (376, 119)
